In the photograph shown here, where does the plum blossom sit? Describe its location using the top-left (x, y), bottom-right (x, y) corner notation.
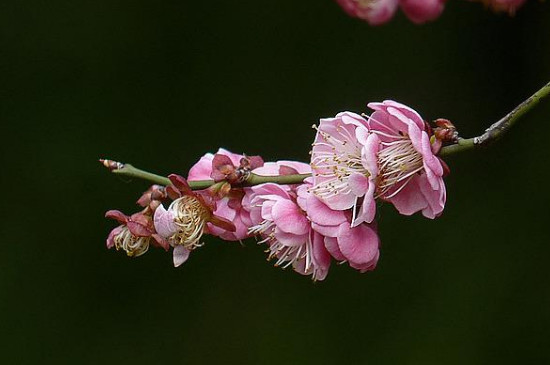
top-left (310, 111), bottom-right (380, 227)
top-left (300, 178), bottom-right (380, 272)
top-left (105, 210), bottom-right (169, 258)
top-left (245, 162), bottom-right (331, 281)
top-left (367, 100), bottom-right (446, 218)
top-left (154, 174), bottom-right (236, 267)
top-left (335, 0), bottom-right (399, 25)
top-left (188, 148), bottom-right (263, 241)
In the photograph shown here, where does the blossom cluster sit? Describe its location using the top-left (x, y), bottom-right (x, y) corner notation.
top-left (335, 0), bottom-right (527, 25)
top-left (105, 101), bottom-right (453, 281)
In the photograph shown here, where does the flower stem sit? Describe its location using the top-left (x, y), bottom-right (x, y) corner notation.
top-left (439, 81), bottom-right (550, 157)
top-left (101, 160), bottom-right (311, 189)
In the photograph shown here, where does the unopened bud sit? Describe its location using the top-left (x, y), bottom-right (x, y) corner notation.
top-left (100, 159), bottom-right (124, 171)
top-left (433, 118), bottom-right (458, 143)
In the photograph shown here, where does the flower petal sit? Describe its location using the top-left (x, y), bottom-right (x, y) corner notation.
top-left (106, 226), bottom-right (124, 248)
top-left (387, 177), bottom-right (428, 216)
top-left (323, 236), bottom-right (346, 261)
top-left (153, 204), bottom-right (177, 238)
top-left (348, 173), bottom-right (370, 197)
top-left (271, 199), bottom-right (309, 235)
top-left (337, 223), bottom-right (379, 265)
top-left (304, 192), bottom-right (347, 228)
top-left (173, 245), bottom-right (190, 267)
top-left (351, 183), bottom-right (376, 226)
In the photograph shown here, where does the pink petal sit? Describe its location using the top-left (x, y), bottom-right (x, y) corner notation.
top-left (337, 111), bottom-right (369, 129)
top-left (366, 110), bottom-right (395, 142)
top-left (216, 148), bottom-right (243, 166)
top-left (348, 173), bottom-right (370, 197)
top-left (318, 190), bottom-right (357, 211)
top-left (337, 223), bottom-right (379, 265)
top-left (311, 231), bottom-right (331, 279)
top-left (362, 133), bottom-right (380, 176)
top-left (351, 183), bottom-right (376, 227)
top-left (173, 245), bottom-right (190, 267)
top-left (153, 205), bottom-right (177, 238)
top-left (273, 228), bottom-right (308, 247)
top-left (106, 226), bottom-right (123, 248)
top-left (384, 101), bottom-right (425, 130)
top-left (349, 250), bottom-right (379, 273)
top-left (417, 173), bottom-right (445, 219)
top-left (188, 153), bottom-right (214, 180)
top-left (252, 162), bottom-right (280, 176)
top-left (419, 131), bottom-right (443, 178)
top-left (304, 193), bottom-right (347, 227)
top-left (323, 236), bottom-right (346, 261)
top-left (387, 177), bottom-right (428, 216)
top-left (271, 199), bottom-right (309, 235)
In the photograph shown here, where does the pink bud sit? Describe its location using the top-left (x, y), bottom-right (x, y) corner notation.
top-left (400, 0), bottom-right (446, 24)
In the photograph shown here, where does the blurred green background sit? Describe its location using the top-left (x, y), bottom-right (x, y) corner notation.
top-left (2, 0), bottom-right (550, 363)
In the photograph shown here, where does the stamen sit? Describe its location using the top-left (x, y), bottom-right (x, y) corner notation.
top-left (169, 196), bottom-right (209, 250)
top-left (114, 227), bottom-right (150, 257)
top-left (376, 135), bottom-right (423, 198)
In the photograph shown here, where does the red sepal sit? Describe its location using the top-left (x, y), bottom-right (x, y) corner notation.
top-left (168, 174), bottom-right (193, 195)
top-left (151, 234), bottom-right (170, 251)
top-left (166, 185), bottom-right (181, 200)
top-left (209, 215), bottom-right (236, 232)
top-left (105, 210), bottom-right (128, 224)
top-left (438, 157), bottom-right (451, 177)
top-left (279, 165), bottom-right (299, 176)
top-left (211, 154), bottom-right (236, 182)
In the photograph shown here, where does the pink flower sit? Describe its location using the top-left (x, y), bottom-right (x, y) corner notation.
top-left (310, 111), bottom-right (380, 227)
top-left (153, 174), bottom-right (236, 267)
top-left (367, 100), bottom-right (446, 218)
top-left (188, 148), bottom-right (263, 241)
top-left (300, 179), bottom-right (380, 273)
top-left (105, 210), bottom-right (169, 257)
top-left (400, 0), bottom-right (446, 24)
top-left (335, 0), bottom-right (399, 25)
top-left (244, 163), bottom-right (331, 281)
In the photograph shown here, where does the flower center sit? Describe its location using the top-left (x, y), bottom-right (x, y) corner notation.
top-left (310, 124), bottom-right (370, 199)
top-left (170, 195), bottom-right (210, 250)
top-left (114, 227), bottom-right (150, 257)
top-left (377, 136), bottom-right (423, 198)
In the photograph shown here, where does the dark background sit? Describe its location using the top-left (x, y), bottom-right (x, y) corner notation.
top-left (2, 1), bottom-right (550, 363)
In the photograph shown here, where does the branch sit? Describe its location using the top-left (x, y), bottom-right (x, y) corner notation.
top-left (101, 81), bottom-right (550, 186)
top-left (100, 159), bottom-right (310, 189)
top-left (439, 81), bottom-right (550, 157)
